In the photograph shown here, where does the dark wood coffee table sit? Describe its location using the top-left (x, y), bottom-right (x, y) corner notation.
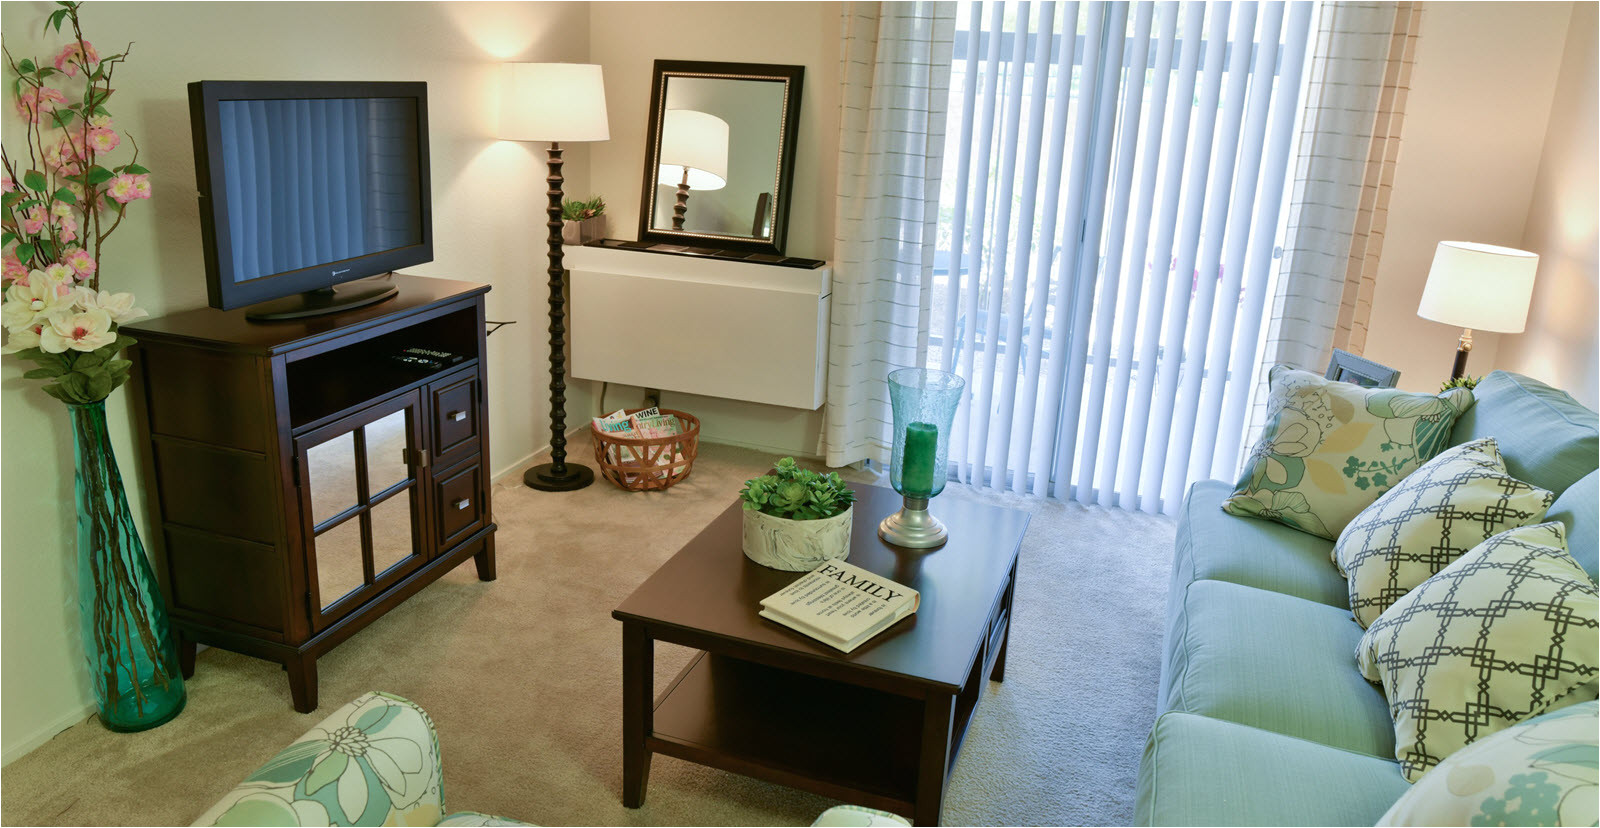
top-left (612, 483), bottom-right (1030, 825)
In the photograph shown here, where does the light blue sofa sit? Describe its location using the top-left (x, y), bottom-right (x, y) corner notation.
top-left (1136, 371), bottom-right (1600, 826)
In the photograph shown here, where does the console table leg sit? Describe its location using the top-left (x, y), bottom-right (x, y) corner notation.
top-left (474, 534), bottom-right (497, 581)
top-left (622, 622), bottom-right (653, 808)
top-left (913, 693), bottom-right (954, 826)
top-left (286, 655), bottom-right (318, 714)
top-left (178, 632), bottom-right (197, 680)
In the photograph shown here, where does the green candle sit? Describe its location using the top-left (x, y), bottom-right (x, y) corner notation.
top-left (902, 422), bottom-right (938, 497)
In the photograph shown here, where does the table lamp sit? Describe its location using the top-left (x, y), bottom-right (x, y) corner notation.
top-left (500, 62), bottom-right (609, 492)
top-left (655, 109), bottom-right (728, 230)
top-left (1417, 241), bottom-right (1539, 380)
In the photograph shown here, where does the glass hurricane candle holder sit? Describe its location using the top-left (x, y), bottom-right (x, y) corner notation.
top-left (880, 368), bottom-right (965, 548)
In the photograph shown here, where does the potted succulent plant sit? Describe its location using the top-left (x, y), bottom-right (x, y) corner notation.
top-left (739, 457), bottom-right (857, 571)
top-left (561, 195), bottom-right (605, 245)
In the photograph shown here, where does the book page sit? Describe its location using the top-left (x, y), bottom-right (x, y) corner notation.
top-left (760, 561), bottom-right (918, 642)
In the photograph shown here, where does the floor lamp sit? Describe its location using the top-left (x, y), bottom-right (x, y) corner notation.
top-left (501, 63), bottom-right (610, 491)
top-left (1416, 241), bottom-right (1539, 381)
top-left (655, 109), bottom-right (728, 230)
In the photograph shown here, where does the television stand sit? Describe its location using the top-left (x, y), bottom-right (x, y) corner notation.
top-left (245, 275), bottom-right (400, 322)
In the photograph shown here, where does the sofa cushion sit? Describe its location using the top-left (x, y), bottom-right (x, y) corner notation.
top-left (1175, 481), bottom-right (1348, 608)
top-left (1449, 371), bottom-right (1599, 496)
top-left (1548, 470), bottom-right (1599, 582)
top-left (1136, 712), bottom-right (1410, 827)
top-left (1161, 580), bottom-right (1394, 757)
top-left (1223, 366), bottom-right (1474, 539)
top-left (1335, 437), bottom-right (1554, 627)
top-left (1378, 701), bottom-right (1598, 827)
top-left (1358, 522), bottom-right (1600, 782)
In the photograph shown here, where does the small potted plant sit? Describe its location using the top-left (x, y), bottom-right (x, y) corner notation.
top-left (561, 195), bottom-right (606, 245)
top-left (739, 457), bottom-right (857, 571)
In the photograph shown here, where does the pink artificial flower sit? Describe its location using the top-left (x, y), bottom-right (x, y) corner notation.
top-left (63, 249), bottom-right (95, 280)
top-left (107, 174), bottom-right (152, 204)
top-left (14, 87), bottom-right (67, 123)
top-left (1, 175), bottom-right (12, 194)
top-left (43, 139), bottom-right (83, 176)
top-left (57, 213), bottom-right (79, 244)
top-left (21, 205), bottom-right (47, 235)
top-left (53, 41), bottom-right (99, 77)
top-left (2, 255), bottom-right (27, 284)
top-left (86, 127), bottom-right (120, 154)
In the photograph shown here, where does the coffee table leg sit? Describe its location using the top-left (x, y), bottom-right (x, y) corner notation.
top-left (991, 557), bottom-right (1018, 682)
top-left (913, 693), bottom-right (955, 826)
top-left (622, 622), bottom-right (653, 808)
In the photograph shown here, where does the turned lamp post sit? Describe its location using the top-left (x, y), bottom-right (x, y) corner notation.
top-left (500, 62), bottom-right (610, 491)
top-left (654, 109), bottom-right (728, 231)
top-left (1417, 241), bottom-right (1539, 381)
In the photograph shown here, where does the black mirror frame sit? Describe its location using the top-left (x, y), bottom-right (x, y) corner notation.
top-left (637, 60), bottom-right (804, 256)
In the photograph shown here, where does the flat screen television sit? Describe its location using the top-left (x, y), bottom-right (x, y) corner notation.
top-left (188, 80), bottom-right (432, 320)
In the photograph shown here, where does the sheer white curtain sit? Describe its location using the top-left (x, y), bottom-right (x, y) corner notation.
top-left (821, 2), bottom-right (958, 467)
top-left (931, 0), bottom-right (1314, 513)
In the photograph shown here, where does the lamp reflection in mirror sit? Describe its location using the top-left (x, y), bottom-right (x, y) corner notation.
top-left (1417, 241), bottom-right (1539, 380)
top-left (655, 109), bottom-right (728, 231)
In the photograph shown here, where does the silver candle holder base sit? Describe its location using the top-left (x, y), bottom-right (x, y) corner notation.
top-left (878, 496), bottom-right (948, 549)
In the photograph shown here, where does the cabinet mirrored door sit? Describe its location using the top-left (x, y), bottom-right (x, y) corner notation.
top-left (296, 389), bottom-right (427, 631)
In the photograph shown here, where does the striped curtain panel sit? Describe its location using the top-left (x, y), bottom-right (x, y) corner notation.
top-left (932, 0), bottom-right (1313, 513)
top-left (821, 1), bottom-right (958, 467)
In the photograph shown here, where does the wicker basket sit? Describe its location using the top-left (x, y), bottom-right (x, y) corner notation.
top-left (591, 408), bottom-right (700, 491)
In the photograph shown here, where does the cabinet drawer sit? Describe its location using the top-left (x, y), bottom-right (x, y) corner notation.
top-left (434, 459), bottom-right (485, 548)
top-left (430, 374), bottom-right (480, 465)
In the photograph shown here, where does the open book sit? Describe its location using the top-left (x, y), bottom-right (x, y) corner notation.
top-left (759, 560), bottom-right (920, 653)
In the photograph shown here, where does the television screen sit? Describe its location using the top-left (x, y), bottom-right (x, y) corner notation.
top-left (189, 81), bottom-right (433, 314)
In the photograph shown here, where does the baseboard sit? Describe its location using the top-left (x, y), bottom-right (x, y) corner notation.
top-left (491, 422), bottom-right (592, 485)
top-left (2, 702), bottom-right (94, 767)
top-left (696, 433), bottom-right (824, 462)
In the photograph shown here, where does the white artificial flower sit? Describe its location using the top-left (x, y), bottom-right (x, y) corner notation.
top-left (0, 325), bottom-right (41, 354)
top-left (76, 288), bottom-right (147, 326)
top-left (40, 308), bottom-right (114, 353)
top-left (2, 277), bottom-right (72, 332)
top-left (41, 263), bottom-right (75, 285)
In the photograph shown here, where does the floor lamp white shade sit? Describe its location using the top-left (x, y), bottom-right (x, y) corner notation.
top-left (499, 63), bottom-right (609, 143)
top-left (1417, 241), bottom-right (1539, 333)
top-left (655, 109), bottom-right (729, 191)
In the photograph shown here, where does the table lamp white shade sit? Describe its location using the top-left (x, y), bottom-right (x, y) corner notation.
top-left (655, 109), bottom-right (728, 191)
top-left (499, 63), bottom-right (609, 143)
top-left (1417, 241), bottom-right (1539, 333)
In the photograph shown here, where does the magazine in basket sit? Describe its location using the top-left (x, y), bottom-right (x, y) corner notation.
top-left (758, 560), bottom-right (920, 653)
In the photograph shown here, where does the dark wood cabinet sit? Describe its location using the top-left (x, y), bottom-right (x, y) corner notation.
top-left (125, 274), bottom-right (497, 712)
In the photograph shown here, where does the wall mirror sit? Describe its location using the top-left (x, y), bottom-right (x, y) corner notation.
top-left (638, 60), bottom-right (804, 255)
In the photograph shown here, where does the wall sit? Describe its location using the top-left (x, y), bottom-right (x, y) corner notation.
top-left (587, 2), bottom-right (842, 458)
top-left (1497, 2), bottom-right (1600, 407)
top-left (0, 0), bottom-right (592, 764)
top-left (1361, 2), bottom-right (1572, 391)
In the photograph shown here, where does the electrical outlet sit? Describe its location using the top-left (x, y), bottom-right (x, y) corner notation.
top-left (644, 387), bottom-right (661, 409)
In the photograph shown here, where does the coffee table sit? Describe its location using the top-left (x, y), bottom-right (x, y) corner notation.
top-left (612, 483), bottom-right (1030, 825)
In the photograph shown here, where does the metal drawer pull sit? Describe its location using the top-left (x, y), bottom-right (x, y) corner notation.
top-left (448, 410), bottom-right (467, 422)
top-left (453, 498), bottom-right (471, 511)
top-left (403, 448), bottom-right (429, 469)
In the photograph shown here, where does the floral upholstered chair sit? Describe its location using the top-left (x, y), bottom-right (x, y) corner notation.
top-left (193, 691), bottom-right (525, 827)
top-left (195, 691), bottom-right (910, 828)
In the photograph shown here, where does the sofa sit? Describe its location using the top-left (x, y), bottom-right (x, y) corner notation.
top-left (1135, 370), bottom-right (1600, 825)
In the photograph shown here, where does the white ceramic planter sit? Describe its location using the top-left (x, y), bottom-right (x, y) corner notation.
top-left (741, 505), bottom-right (853, 571)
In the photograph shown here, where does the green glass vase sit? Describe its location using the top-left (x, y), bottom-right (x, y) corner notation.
top-left (70, 400), bottom-right (186, 732)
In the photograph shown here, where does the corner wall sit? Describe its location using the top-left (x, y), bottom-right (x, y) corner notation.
top-left (587, 2), bottom-right (842, 458)
top-left (1497, 2), bottom-right (1600, 407)
top-left (0, 0), bottom-right (591, 764)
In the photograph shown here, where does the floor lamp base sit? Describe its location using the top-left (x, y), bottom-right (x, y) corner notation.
top-left (523, 462), bottom-right (595, 492)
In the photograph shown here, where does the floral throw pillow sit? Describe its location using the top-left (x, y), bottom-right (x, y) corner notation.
top-left (1222, 366), bottom-right (1475, 539)
top-left (1336, 437), bottom-right (1555, 628)
top-left (1378, 701), bottom-right (1597, 826)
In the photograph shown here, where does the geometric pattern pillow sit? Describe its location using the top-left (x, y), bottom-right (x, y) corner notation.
top-left (1336, 437), bottom-right (1555, 627)
top-left (1357, 522), bottom-right (1600, 782)
top-left (1223, 366), bottom-right (1475, 540)
top-left (1377, 701), bottom-right (1598, 826)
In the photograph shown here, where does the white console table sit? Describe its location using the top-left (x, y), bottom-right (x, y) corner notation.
top-left (567, 246), bottom-right (832, 410)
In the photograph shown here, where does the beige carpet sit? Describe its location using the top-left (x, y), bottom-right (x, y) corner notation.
top-left (0, 436), bottom-right (1176, 827)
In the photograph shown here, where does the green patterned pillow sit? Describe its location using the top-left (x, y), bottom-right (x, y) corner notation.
top-left (1336, 437), bottom-right (1555, 627)
top-left (1223, 366), bottom-right (1474, 539)
top-left (1378, 701), bottom-right (1597, 826)
top-left (1358, 523), bottom-right (1600, 783)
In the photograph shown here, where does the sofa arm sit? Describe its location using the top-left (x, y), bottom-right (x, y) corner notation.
top-left (194, 691), bottom-right (446, 827)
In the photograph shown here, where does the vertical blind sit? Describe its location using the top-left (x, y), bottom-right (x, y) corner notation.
top-left (931, 0), bottom-right (1314, 513)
